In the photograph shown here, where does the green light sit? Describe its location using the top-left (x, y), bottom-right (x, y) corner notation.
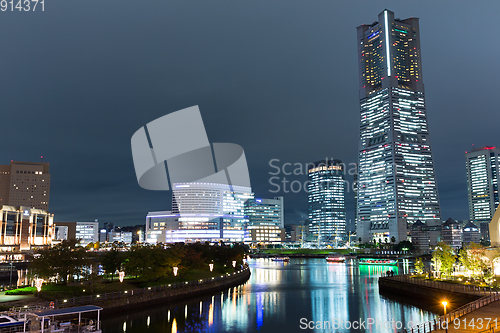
top-left (395, 29), bottom-right (407, 34)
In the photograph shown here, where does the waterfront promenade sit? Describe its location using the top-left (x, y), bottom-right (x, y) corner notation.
top-left (380, 275), bottom-right (500, 333)
top-left (433, 300), bottom-right (500, 333)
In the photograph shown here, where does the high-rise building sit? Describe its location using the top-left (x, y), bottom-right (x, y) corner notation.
top-left (145, 183), bottom-right (253, 243)
top-left (308, 159), bottom-right (346, 244)
top-left (356, 10), bottom-right (441, 243)
top-left (465, 146), bottom-right (500, 240)
top-left (244, 197), bottom-right (285, 243)
top-left (0, 161), bottom-right (50, 210)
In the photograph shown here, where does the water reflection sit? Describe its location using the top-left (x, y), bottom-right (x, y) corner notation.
top-left (101, 258), bottom-right (437, 333)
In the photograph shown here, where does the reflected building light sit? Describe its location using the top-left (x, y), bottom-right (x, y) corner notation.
top-left (256, 293), bottom-right (263, 329)
top-left (167, 310), bottom-right (170, 322)
top-left (147, 316), bottom-right (150, 327)
top-left (185, 304), bottom-right (188, 319)
top-left (171, 318), bottom-right (177, 333)
top-left (122, 322), bottom-right (126, 332)
top-left (208, 303), bottom-right (213, 326)
top-left (200, 301), bottom-right (202, 314)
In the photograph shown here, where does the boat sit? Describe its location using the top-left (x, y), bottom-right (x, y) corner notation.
top-left (271, 257), bottom-right (290, 262)
top-left (0, 313), bottom-right (27, 332)
top-left (325, 256), bottom-right (346, 263)
top-left (2, 305), bottom-right (103, 332)
top-left (358, 258), bottom-right (397, 265)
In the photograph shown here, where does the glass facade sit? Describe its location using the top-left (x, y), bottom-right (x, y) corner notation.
top-left (308, 160), bottom-right (346, 243)
top-left (356, 10), bottom-right (441, 243)
top-left (465, 146), bottom-right (500, 240)
top-left (245, 197), bottom-right (284, 243)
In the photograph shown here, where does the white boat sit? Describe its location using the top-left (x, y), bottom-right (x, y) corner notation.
top-left (0, 313), bottom-right (27, 331)
top-left (326, 256), bottom-right (346, 263)
top-left (3, 305), bottom-right (103, 332)
top-left (271, 257), bottom-right (290, 262)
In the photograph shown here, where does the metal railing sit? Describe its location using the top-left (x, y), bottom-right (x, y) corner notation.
top-left (25, 265), bottom-right (251, 310)
top-left (381, 275), bottom-right (500, 333)
top-left (386, 274), bottom-right (497, 296)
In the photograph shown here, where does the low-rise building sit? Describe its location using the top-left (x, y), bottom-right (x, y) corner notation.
top-left (441, 218), bottom-right (462, 249)
top-left (462, 221), bottom-right (481, 245)
top-left (0, 205), bottom-right (54, 251)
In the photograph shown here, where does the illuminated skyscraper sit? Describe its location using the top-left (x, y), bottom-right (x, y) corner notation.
top-left (465, 146), bottom-right (500, 240)
top-left (356, 10), bottom-right (441, 243)
top-left (308, 160), bottom-right (346, 243)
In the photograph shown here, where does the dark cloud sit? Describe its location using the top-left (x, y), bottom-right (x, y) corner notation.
top-left (1, 0), bottom-right (499, 226)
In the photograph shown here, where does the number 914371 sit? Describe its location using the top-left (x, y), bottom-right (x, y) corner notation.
top-left (1, 0), bottom-right (44, 11)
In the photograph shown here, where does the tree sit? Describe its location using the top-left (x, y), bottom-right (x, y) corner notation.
top-left (100, 249), bottom-right (123, 281)
top-left (394, 240), bottom-right (414, 252)
top-left (459, 242), bottom-right (487, 280)
top-left (432, 242), bottom-right (456, 278)
top-left (415, 257), bottom-right (424, 275)
top-left (391, 236), bottom-right (396, 244)
top-left (30, 239), bottom-right (91, 285)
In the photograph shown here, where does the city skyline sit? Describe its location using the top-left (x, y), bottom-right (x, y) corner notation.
top-left (1, 1), bottom-right (499, 227)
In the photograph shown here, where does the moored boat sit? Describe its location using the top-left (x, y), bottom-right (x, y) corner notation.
top-left (271, 257), bottom-right (290, 262)
top-left (325, 256), bottom-right (346, 263)
top-left (358, 258), bottom-right (397, 265)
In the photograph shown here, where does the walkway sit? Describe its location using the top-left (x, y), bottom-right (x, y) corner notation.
top-left (0, 291), bottom-right (36, 306)
top-left (433, 299), bottom-right (500, 332)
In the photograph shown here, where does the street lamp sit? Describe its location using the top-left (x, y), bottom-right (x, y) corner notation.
top-left (209, 264), bottom-right (214, 272)
top-left (232, 261), bottom-right (236, 268)
top-left (173, 267), bottom-right (178, 276)
top-left (442, 301), bottom-right (448, 314)
top-left (118, 271), bottom-right (125, 283)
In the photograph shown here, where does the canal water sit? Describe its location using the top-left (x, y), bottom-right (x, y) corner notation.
top-left (101, 258), bottom-right (437, 332)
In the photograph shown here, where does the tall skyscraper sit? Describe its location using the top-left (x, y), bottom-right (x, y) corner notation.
top-left (465, 146), bottom-right (500, 240)
top-left (356, 10), bottom-right (441, 243)
top-left (308, 159), bottom-right (346, 244)
top-left (0, 161), bottom-right (51, 210)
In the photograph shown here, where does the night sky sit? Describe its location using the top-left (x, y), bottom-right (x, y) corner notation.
top-left (1, 0), bottom-right (499, 228)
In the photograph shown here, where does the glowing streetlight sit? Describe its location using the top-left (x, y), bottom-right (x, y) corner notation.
top-left (173, 267), bottom-right (178, 277)
top-left (209, 263), bottom-right (214, 272)
top-left (232, 261), bottom-right (236, 268)
top-left (442, 301), bottom-right (448, 314)
top-left (35, 278), bottom-right (44, 292)
top-left (119, 271), bottom-right (125, 283)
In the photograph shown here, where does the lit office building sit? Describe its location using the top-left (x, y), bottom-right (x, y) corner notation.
top-left (0, 161), bottom-right (51, 210)
top-left (145, 183), bottom-right (253, 243)
top-left (465, 146), bottom-right (500, 240)
top-left (0, 205), bottom-right (54, 251)
top-left (56, 221), bottom-right (99, 247)
top-left (308, 160), bottom-right (347, 244)
top-left (462, 221), bottom-right (481, 245)
top-left (441, 218), bottom-right (462, 250)
top-left (356, 10), bottom-right (441, 243)
top-left (245, 197), bottom-right (285, 243)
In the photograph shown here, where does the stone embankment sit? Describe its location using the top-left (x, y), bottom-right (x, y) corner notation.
top-left (11, 265), bottom-right (251, 315)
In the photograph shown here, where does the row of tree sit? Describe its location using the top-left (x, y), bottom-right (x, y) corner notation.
top-left (423, 242), bottom-right (499, 283)
top-left (30, 240), bottom-right (246, 286)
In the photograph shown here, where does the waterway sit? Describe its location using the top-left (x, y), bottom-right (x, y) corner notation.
top-left (101, 258), bottom-right (438, 332)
